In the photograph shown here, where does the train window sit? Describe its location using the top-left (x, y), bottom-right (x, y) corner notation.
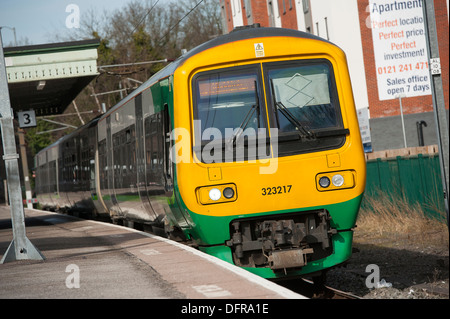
top-left (192, 65), bottom-right (268, 163)
top-left (266, 61), bottom-right (339, 132)
top-left (193, 66), bottom-right (265, 141)
top-left (264, 59), bottom-right (346, 156)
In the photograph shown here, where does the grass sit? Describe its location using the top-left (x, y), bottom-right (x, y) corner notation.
top-left (356, 191), bottom-right (449, 249)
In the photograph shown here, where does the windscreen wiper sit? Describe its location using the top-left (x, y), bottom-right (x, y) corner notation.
top-left (226, 104), bottom-right (257, 147)
top-left (227, 81), bottom-right (260, 148)
top-left (270, 79), bottom-right (315, 140)
top-left (314, 128), bottom-right (349, 138)
top-left (274, 101), bottom-right (315, 139)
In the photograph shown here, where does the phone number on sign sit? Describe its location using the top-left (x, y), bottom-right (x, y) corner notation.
top-left (377, 62), bottom-right (428, 75)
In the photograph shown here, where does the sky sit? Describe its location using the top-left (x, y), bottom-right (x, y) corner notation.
top-left (0, 0), bottom-right (138, 47)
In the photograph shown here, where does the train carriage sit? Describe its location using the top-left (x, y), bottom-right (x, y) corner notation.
top-left (35, 26), bottom-right (366, 279)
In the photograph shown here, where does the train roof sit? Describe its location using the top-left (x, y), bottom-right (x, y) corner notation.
top-left (179, 25), bottom-right (333, 64)
top-left (156, 25), bottom-right (334, 81)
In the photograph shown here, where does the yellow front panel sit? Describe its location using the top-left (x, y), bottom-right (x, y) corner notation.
top-left (171, 35), bottom-right (365, 217)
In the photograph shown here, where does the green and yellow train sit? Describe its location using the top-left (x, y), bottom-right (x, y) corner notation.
top-left (35, 26), bottom-right (366, 279)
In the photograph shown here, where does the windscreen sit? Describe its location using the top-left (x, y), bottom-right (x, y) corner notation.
top-left (192, 60), bottom-right (345, 162)
top-left (268, 63), bottom-right (339, 133)
top-left (194, 67), bottom-right (265, 142)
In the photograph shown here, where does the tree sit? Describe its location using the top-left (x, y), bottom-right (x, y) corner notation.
top-left (24, 120), bottom-right (56, 156)
top-left (180, 0), bottom-right (223, 49)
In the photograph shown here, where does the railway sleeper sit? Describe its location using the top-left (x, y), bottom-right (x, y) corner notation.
top-left (226, 209), bottom-right (335, 271)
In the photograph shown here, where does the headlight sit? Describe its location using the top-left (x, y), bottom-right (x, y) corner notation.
top-left (331, 174), bottom-right (344, 187)
top-left (197, 184), bottom-right (237, 205)
top-left (316, 171), bottom-right (355, 191)
top-left (209, 188), bottom-right (222, 201)
top-left (223, 187), bottom-right (235, 199)
top-left (318, 176), bottom-right (331, 188)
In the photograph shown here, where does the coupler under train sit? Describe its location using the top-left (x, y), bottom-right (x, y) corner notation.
top-left (226, 209), bottom-right (336, 273)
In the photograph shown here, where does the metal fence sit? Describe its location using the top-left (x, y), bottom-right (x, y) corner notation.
top-left (364, 153), bottom-right (445, 219)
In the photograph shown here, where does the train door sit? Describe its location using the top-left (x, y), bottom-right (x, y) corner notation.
top-left (161, 101), bottom-right (189, 230)
top-left (135, 93), bottom-right (158, 221)
top-left (61, 140), bottom-right (73, 209)
top-left (43, 151), bottom-right (53, 207)
top-left (106, 116), bottom-right (122, 219)
top-left (143, 102), bottom-right (184, 227)
top-left (79, 133), bottom-right (90, 210)
top-left (57, 153), bottom-right (63, 208)
top-left (90, 129), bottom-right (109, 217)
top-left (67, 136), bottom-right (81, 208)
top-left (162, 104), bottom-right (173, 194)
top-left (145, 112), bottom-right (166, 206)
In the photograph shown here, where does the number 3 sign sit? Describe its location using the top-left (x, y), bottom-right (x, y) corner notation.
top-left (17, 110), bottom-right (37, 128)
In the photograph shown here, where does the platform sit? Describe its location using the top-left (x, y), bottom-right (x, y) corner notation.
top-left (0, 206), bottom-right (305, 300)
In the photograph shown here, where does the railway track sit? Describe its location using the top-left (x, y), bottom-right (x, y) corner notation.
top-left (276, 277), bottom-right (362, 299)
top-left (319, 283), bottom-right (362, 299)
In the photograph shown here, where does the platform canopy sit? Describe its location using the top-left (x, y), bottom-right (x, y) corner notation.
top-left (4, 39), bottom-right (100, 117)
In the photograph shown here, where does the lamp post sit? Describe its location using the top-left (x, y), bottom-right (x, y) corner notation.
top-left (395, 93), bottom-right (407, 148)
top-left (1, 31), bottom-right (44, 263)
top-left (422, 0), bottom-right (449, 227)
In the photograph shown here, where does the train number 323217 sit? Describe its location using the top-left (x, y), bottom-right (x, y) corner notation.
top-left (261, 185), bottom-right (292, 196)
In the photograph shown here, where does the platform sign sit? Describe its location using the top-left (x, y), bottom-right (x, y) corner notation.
top-left (369, 0), bottom-right (431, 100)
top-left (357, 107), bottom-right (373, 153)
top-left (17, 110), bottom-right (37, 128)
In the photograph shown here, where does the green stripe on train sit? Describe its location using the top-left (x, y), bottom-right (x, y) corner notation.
top-left (184, 194), bottom-right (364, 245)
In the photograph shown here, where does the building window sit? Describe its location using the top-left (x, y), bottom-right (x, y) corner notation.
top-left (244, 0), bottom-right (252, 18)
top-left (325, 17), bottom-right (330, 40)
top-left (302, 0), bottom-right (309, 13)
top-left (231, 0), bottom-right (241, 16)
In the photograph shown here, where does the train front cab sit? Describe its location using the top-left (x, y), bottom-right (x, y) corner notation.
top-left (171, 30), bottom-right (366, 279)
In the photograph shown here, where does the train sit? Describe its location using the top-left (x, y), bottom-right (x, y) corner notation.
top-left (34, 25), bottom-right (366, 280)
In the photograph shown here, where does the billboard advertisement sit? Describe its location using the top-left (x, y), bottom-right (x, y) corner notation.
top-left (368, 0), bottom-right (431, 100)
